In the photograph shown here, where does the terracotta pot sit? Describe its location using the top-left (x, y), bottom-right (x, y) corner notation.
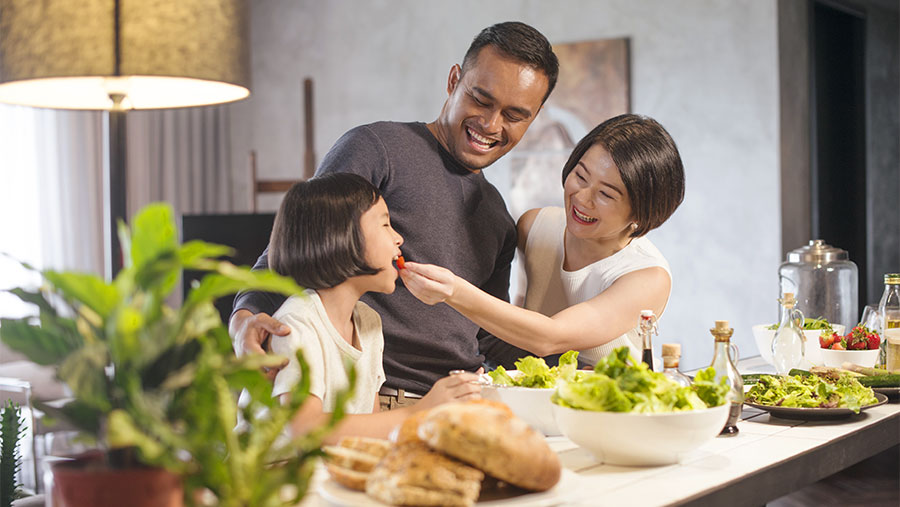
top-left (51, 451), bottom-right (183, 507)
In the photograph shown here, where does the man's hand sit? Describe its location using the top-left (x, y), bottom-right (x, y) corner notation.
top-left (229, 309), bottom-right (290, 381)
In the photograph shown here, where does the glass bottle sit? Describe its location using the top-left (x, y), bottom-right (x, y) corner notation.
top-left (662, 343), bottom-right (692, 387)
top-left (771, 292), bottom-right (806, 375)
top-left (639, 310), bottom-right (658, 370)
top-left (877, 274), bottom-right (900, 368)
top-left (709, 320), bottom-right (743, 436)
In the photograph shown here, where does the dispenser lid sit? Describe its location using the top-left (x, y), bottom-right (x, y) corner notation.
top-left (786, 239), bottom-right (849, 264)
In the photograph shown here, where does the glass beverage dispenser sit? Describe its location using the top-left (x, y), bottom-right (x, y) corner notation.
top-left (778, 240), bottom-right (858, 331)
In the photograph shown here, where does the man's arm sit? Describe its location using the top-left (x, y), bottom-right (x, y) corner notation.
top-left (229, 248), bottom-right (290, 375)
top-left (231, 247), bottom-right (285, 318)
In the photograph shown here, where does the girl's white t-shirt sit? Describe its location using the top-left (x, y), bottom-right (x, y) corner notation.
top-left (521, 207), bottom-right (671, 365)
top-left (271, 290), bottom-right (386, 413)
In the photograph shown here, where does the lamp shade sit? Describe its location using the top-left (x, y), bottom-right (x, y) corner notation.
top-left (0, 0), bottom-right (250, 110)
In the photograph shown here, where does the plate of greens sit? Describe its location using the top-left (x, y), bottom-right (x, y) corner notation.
top-left (744, 373), bottom-right (887, 420)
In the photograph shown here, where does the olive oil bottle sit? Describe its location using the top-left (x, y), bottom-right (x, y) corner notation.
top-left (877, 274), bottom-right (900, 368)
top-left (709, 320), bottom-right (743, 436)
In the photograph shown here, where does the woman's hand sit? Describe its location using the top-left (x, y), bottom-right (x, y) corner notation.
top-left (416, 369), bottom-right (483, 410)
top-left (399, 262), bottom-right (460, 305)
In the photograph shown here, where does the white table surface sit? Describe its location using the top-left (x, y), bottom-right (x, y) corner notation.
top-left (303, 355), bottom-right (899, 507)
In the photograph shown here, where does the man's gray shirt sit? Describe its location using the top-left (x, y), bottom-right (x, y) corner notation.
top-left (234, 122), bottom-right (530, 393)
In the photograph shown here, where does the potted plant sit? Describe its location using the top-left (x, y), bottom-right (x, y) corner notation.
top-left (1, 400), bottom-right (26, 507)
top-left (0, 203), bottom-right (351, 506)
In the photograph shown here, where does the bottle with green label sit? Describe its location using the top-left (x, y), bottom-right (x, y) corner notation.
top-left (877, 273), bottom-right (900, 368)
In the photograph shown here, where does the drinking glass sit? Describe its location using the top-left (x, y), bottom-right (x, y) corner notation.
top-left (860, 304), bottom-right (881, 332)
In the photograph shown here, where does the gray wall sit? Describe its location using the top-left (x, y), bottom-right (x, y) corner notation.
top-left (229, 0), bottom-right (782, 370)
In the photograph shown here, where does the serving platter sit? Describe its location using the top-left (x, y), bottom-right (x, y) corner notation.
top-left (744, 392), bottom-right (888, 420)
top-left (872, 386), bottom-right (900, 398)
top-left (319, 468), bottom-right (583, 507)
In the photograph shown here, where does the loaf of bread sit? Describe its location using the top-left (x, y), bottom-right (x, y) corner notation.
top-left (365, 442), bottom-right (484, 507)
top-left (417, 401), bottom-right (561, 492)
top-left (322, 437), bottom-right (391, 491)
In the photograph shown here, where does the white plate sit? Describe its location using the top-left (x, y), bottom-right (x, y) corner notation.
top-left (319, 467), bottom-right (583, 506)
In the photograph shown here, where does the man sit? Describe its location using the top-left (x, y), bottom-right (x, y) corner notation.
top-left (231, 21), bottom-right (559, 409)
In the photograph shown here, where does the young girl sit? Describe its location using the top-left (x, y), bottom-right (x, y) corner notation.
top-left (400, 114), bottom-right (685, 366)
top-left (267, 173), bottom-right (480, 442)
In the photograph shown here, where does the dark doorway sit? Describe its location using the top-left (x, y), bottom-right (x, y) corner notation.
top-left (810, 1), bottom-right (867, 315)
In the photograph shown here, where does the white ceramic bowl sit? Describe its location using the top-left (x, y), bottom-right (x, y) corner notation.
top-left (552, 402), bottom-right (729, 466)
top-left (818, 347), bottom-right (880, 368)
top-left (481, 372), bottom-right (560, 436)
top-left (752, 324), bottom-right (845, 367)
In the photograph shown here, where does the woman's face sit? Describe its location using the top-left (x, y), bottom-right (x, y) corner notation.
top-left (563, 144), bottom-right (634, 242)
top-left (359, 197), bottom-right (404, 293)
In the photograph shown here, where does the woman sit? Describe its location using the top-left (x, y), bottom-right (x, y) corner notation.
top-left (400, 114), bottom-right (685, 365)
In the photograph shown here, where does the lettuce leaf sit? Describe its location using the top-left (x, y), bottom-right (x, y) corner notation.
top-left (551, 347), bottom-right (726, 413)
top-left (745, 373), bottom-right (877, 413)
top-left (487, 351), bottom-right (581, 388)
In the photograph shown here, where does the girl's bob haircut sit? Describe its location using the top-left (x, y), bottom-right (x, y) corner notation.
top-left (268, 173), bottom-right (381, 289)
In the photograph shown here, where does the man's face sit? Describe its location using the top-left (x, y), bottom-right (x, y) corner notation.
top-left (433, 46), bottom-right (549, 172)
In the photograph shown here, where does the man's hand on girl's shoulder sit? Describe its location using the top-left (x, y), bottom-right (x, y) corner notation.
top-left (229, 309), bottom-right (290, 381)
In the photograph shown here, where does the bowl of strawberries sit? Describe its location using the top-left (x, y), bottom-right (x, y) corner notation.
top-left (819, 326), bottom-right (881, 368)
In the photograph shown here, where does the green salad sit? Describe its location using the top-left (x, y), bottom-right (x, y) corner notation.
top-left (550, 347), bottom-right (729, 413)
top-left (766, 317), bottom-right (833, 331)
top-left (746, 373), bottom-right (877, 413)
top-left (488, 350), bottom-right (581, 388)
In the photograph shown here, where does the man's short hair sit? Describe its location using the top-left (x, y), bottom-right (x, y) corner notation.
top-left (561, 114), bottom-right (686, 238)
top-left (269, 173), bottom-right (381, 289)
top-left (462, 21), bottom-right (559, 103)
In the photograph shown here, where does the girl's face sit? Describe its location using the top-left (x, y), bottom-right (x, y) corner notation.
top-left (563, 144), bottom-right (634, 243)
top-left (359, 197), bottom-right (404, 293)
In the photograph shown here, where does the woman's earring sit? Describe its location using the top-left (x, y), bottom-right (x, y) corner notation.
top-left (630, 222), bottom-right (638, 230)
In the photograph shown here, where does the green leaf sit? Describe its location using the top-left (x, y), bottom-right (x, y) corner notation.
top-left (183, 267), bottom-right (303, 314)
top-left (107, 409), bottom-right (165, 460)
top-left (41, 271), bottom-right (119, 319)
top-left (33, 399), bottom-right (103, 436)
top-left (140, 339), bottom-right (203, 390)
top-left (179, 240), bottom-right (234, 267)
top-left (0, 318), bottom-right (78, 365)
top-left (109, 306), bottom-right (143, 364)
top-left (57, 344), bottom-right (111, 412)
top-left (130, 203), bottom-right (178, 272)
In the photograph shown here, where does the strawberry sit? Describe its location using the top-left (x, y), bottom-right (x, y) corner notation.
top-left (850, 339), bottom-right (867, 350)
top-left (819, 332), bottom-right (836, 349)
top-left (867, 333), bottom-right (881, 350)
top-left (832, 341), bottom-right (845, 350)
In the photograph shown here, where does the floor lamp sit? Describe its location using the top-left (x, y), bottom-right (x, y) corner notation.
top-left (0, 0), bottom-right (251, 279)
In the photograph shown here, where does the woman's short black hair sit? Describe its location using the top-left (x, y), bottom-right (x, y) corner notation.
top-left (561, 114), bottom-right (685, 238)
top-left (268, 173), bottom-right (381, 289)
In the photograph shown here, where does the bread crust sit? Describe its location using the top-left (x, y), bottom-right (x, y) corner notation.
top-left (338, 436), bottom-right (391, 458)
top-left (365, 442), bottom-right (483, 506)
top-left (417, 402), bottom-right (561, 491)
top-left (324, 461), bottom-right (369, 491)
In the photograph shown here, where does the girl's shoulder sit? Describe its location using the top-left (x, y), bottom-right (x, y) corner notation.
top-left (272, 291), bottom-right (322, 325)
top-left (353, 301), bottom-right (383, 331)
